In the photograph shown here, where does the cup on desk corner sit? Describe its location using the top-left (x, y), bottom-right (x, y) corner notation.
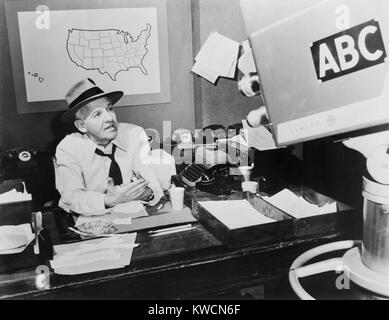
top-left (242, 181), bottom-right (258, 194)
top-left (169, 187), bottom-right (185, 210)
top-left (239, 166), bottom-right (253, 182)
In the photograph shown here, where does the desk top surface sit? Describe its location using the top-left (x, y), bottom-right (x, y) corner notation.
top-left (0, 191), bottom-right (361, 299)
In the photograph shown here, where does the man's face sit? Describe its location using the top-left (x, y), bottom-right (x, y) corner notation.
top-left (79, 97), bottom-right (118, 146)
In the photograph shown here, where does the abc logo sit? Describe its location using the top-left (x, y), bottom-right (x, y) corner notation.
top-left (311, 19), bottom-right (387, 82)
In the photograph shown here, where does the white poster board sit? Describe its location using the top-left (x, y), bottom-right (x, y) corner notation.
top-left (5, 0), bottom-right (170, 114)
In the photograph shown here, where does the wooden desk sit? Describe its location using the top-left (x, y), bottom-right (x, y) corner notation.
top-left (0, 198), bottom-right (361, 300)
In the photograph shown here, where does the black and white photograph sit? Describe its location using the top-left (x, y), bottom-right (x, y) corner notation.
top-left (0, 0), bottom-right (388, 305)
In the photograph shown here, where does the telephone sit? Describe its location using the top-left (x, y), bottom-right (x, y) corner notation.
top-left (3, 148), bottom-right (39, 169)
top-left (175, 163), bottom-right (240, 195)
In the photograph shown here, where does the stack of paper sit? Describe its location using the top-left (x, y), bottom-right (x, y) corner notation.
top-left (192, 32), bottom-right (240, 84)
top-left (198, 200), bottom-right (275, 230)
top-left (50, 233), bottom-right (137, 275)
top-left (0, 182), bottom-right (31, 204)
top-left (262, 189), bottom-right (337, 219)
top-left (238, 40), bottom-right (257, 75)
top-left (0, 224), bottom-right (34, 254)
top-left (76, 201), bottom-right (148, 226)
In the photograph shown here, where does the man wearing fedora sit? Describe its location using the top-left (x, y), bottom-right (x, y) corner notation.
top-left (55, 78), bottom-right (163, 215)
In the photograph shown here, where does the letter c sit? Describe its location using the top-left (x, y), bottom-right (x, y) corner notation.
top-left (359, 25), bottom-right (383, 61)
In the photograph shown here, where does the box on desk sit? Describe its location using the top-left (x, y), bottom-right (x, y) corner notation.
top-left (191, 188), bottom-right (355, 249)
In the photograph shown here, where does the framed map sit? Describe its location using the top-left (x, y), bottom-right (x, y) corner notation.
top-left (5, 0), bottom-right (171, 114)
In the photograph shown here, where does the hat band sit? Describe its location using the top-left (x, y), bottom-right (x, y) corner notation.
top-left (69, 87), bottom-right (104, 110)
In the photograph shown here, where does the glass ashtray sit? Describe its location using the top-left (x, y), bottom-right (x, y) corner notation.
top-left (76, 219), bottom-right (116, 236)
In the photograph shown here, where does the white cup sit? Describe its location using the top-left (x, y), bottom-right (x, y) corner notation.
top-left (242, 181), bottom-right (258, 193)
top-left (239, 166), bottom-right (253, 181)
top-left (169, 187), bottom-right (185, 210)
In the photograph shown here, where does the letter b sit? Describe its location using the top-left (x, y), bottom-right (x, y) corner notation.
top-left (335, 35), bottom-right (359, 71)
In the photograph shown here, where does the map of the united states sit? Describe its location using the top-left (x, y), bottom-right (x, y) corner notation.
top-left (66, 24), bottom-right (151, 81)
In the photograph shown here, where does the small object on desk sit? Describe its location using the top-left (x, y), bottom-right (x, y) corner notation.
top-left (31, 211), bottom-right (43, 255)
top-left (169, 187), bottom-right (185, 210)
top-left (76, 219), bottom-right (115, 236)
top-left (148, 223), bottom-right (193, 234)
top-left (149, 225), bottom-right (196, 237)
top-left (238, 165), bottom-right (253, 182)
top-left (242, 181), bottom-right (258, 193)
top-left (68, 227), bottom-right (117, 238)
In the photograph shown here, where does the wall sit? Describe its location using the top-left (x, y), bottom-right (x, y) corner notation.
top-left (0, 0), bottom-right (195, 153)
top-left (192, 0), bottom-right (263, 128)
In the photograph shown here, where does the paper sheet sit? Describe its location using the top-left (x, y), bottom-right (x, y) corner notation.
top-left (113, 207), bottom-right (196, 234)
top-left (238, 40), bottom-right (257, 75)
top-left (192, 31), bottom-right (240, 83)
top-left (75, 201), bottom-right (148, 226)
top-left (198, 200), bottom-right (275, 230)
top-left (0, 224), bottom-right (34, 254)
top-left (242, 120), bottom-right (279, 151)
top-left (50, 233), bottom-right (137, 275)
top-left (262, 189), bottom-right (337, 219)
top-left (0, 182), bottom-right (31, 204)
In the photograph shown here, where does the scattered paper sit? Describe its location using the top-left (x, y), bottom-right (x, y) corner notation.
top-left (262, 189), bottom-right (337, 219)
top-left (112, 201), bottom-right (148, 217)
top-left (50, 233), bottom-right (137, 275)
top-left (192, 32), bottom-right (240, 83)
top-left (238, 40), bottom-right (257, 75)
top-left (242, 120), bottom-right (279, 151)
top-left (0, 182), bottom-right (31, 204)
top-left (198, 200), bottom-right (275, 229)
top-left (0, 224), bottom-right (34, 254)
top-left (113, 207), bottom-right (196, 234)
top-left (76, 201), bottom-right (148, 226)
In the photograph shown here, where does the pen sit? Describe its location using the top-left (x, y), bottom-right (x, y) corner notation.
top-left (148, 224), bottom-right (193, 234)
top-left (150, 226), bottom-right (196, 237)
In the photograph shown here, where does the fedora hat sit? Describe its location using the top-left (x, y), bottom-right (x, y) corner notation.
top-left (61, 78), bottom-right (123, 123)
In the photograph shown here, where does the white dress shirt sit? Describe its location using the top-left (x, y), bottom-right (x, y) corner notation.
top-left (55, 123), bottom-right (164, 214)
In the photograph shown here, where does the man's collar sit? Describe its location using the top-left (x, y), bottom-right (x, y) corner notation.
top-left (83, 129), bottom-right (127, 159)
top-left (112, 136), bottom-right (126, 152)
top-left (111, 123), bottom-right (127, 152)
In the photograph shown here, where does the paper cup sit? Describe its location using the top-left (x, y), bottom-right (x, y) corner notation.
top-left (242, 181), bottom-right (258, 193)
top-left (239, 166), bottom-right (253, 181)
top-left (169, 187), bottom-right (185, 210)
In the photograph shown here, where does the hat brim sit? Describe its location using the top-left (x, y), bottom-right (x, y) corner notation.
top-left (60, 91), bottom-right (124, 123)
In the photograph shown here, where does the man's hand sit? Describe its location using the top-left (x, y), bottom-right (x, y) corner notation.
top-left (104, 177), bottom-right (148, 208)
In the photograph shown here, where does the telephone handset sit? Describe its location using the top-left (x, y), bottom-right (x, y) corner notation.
top-left (178, 163), bottom-right (230, 189)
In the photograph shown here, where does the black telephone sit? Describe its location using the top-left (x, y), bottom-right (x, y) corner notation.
top-left (3, 148), bottom-right (39, 169)
top-left (175, 163), bottom-right (239, 195)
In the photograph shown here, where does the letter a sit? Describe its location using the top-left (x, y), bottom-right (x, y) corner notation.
top-left (335, 5), bottom-right (350, 30)
top-left (335, 268), bottom-right (350, 290)
top-left (35, 5), bottom-right (50, 30)
top-left (319, 43), bottom-right (340, 78)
